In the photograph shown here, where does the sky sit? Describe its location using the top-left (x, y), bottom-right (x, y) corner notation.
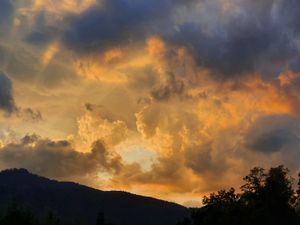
top-left (0, 0), bottom-right (300, 207)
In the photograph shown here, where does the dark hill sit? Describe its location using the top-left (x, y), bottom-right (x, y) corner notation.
top-left (0, 169), bottom-right (189, 225)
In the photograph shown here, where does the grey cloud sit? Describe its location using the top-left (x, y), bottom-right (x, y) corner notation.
top-left (118, 154), bottom-right (185, 186)
top-left (21, 0), bottom-right (300, 80)
top-left (59, 0), bottom-right (300, 79)
top-left (246, 115), bottom-right (300, 153)
top-left (279, 0), bottom-right (300, 34)
top-left (61, 0), bottom-right (174, 53)
top-left (23, 0), bottom-right (300, 80)
top-left (0, 42), bottom-right (77, 88)
top-left (0, 135), bottom-right (123, 179)
top-left (25, 10), bottom-right (66, 46)
top-left (0, 72), bottom-right (17, 113)
top-left (0, 0), bottom-right (14, 37)
top-left (185, 143), bottom-right (228, 175)
top-left (0, 44), bottom-right (40, 82)
top-left (166, 0), bottom-right (298, 78)
top-left (0, 71), bottom-right (42, 120)
top-left (248, 129), bottom-right (292, 153)
top-left (21, 134), bottom-right (40, 145)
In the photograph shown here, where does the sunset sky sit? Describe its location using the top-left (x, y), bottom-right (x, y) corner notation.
top-left (1, 0), bottom-right (300, 207)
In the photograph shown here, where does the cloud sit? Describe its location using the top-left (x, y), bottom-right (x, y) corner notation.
top-left (24, 0), bottom-right (300, 80)
top-left (146, 38), bottom-right (201, 101)
top-left (165, 0), bottom-right (299, 78)
top-left (0, 71), bottom-right (42, 120)
top-left (279, 0), bottom-right (300, 34)
top-left (3, 0), bottom-right (300, 206)
top-left (0, 135), bottom-right (122, 180)
top-left (0, 72), bottom-right (17, 113)
top-left (19, 108), bottom-right (43, 122)
top-left (0, 0), bottom-right (14, 37)
top-left (245, 115), bottom-right (300, 153)
top-left (129, 69), bottom-right (299, 193)
top-left (151, 72), bottom-right (185, 101)
top-left (31, 0), bottom-right (97, 14)
top-left (185, 142), bottom-right (228, 175)
top-left (133, 99), bottom-right (231, 192)
top-left (61, 0), bottom-right (174, 53)
top-left (76, 104), bottom-right (128, 148)
top-left (0, 42), bottom-right (77, 87)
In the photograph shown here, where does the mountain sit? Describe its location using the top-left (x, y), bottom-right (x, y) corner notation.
top-left (0, 169), bottom-right (190, 225)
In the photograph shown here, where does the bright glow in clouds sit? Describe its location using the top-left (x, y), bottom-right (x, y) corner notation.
top-left (1, 0), bottom-right (300, 207)
top-left (32, 0), bottom-right (98, 13)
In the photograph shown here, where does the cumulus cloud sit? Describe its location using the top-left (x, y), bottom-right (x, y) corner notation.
top-left (0, 135), bottom-right (122, 180)
top-left (77, 104), bottom-right (128, 148)
top-left (128, 61), bottom-right (298, 193)
top-left (3, 0), bottom-right (300, 205)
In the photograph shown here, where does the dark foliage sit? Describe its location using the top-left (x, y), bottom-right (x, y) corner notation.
top-left (192, 165), bottom-right (300, 225)
top-left (0, 202), bottom-right (35, 225)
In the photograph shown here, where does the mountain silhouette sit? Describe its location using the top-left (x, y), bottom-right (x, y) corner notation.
top-left (0, 169), bottom-right (190, 225)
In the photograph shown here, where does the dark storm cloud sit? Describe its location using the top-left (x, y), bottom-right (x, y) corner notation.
top-left (0, 0), bottom-right (14, 36)
top-left (0, 44), bottom-right (40, 82)
top-left (171, 23), bottom-right (287, 77)
top-left (0, 0), bottom-right (13, 19)
top-left (246, 115), bottom-right (300, 153)
top-left (0, 135), bottom-right (122, 179)
top-left (0, 71), bottom-right (42, 120)
top-left (23, 0), bottom-right (300, 79)
top-left (25, 11), bottom-right (64, 46)
top-left (0, 72), bottom-right (17, 113)
top-left (279, 0), bottom-right (300, 34)
top-left (60, 0), bottom-right (300, 79)
top-left (61, 0), bottom-right (174, 53)
top-left (167, 0), bottom-right (300, 78)
top-left (247, 129), bottom-right (293, 153)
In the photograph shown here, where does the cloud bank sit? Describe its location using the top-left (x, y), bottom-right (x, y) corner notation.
top-left (0, 72), bottom-right (16, 113)
top-left (1, 0), bottom-right (300, 206)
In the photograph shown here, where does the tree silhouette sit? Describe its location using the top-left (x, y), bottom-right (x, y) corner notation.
top-left (176, 217), bottom-right (191, 225)
top-left (294, 173), bottom-right (300, 212)
top-left (0, 202), bottom-right (35, 225)
top-left (44, 212), bottom-right (60, 225)
top-left (96, 212), bottom-right (106, 225)
top-left (261, 166), bottom-right (295, 224)
top-left (191, 165), bottom-right (300, 225)
top-left (192, 188), bottom-right (242, 225)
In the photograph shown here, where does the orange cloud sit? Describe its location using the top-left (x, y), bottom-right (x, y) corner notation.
top-left (32, 0), bottom-right (98, 14)
top-left (42, 42), bottom-right (59, 66)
